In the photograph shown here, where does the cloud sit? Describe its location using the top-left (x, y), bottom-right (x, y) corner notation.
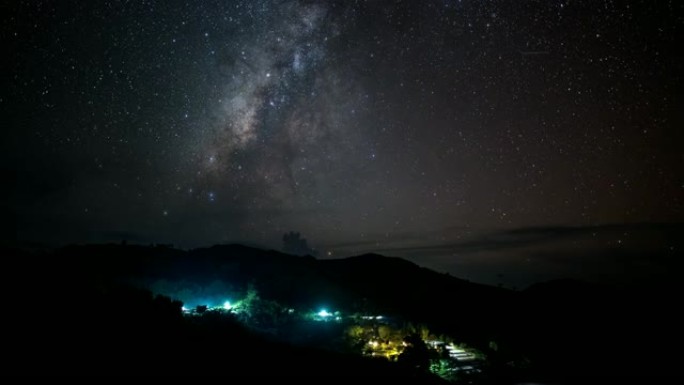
top-left (319, 222), bottom-right (684, 287)
top-left (367, 222), bottom-right (684, 256)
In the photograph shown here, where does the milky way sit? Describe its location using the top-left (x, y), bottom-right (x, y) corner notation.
top-left (3, 0), bottom-right (683, 286)
top-left (193, 1), bottom-right (364, 203)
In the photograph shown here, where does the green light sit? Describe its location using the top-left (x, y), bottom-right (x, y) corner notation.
top-left (223, 301), bottom-right (232, 310)
top-left (317, 309), bottom-right (331, 317)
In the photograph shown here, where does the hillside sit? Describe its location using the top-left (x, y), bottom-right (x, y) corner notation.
top-left (2, 244), bottom-right (682, 381)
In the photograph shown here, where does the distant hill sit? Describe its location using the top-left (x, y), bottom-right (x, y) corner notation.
top-left (42, 244), bottom-right (513, 341)
top-left (2, 243), bottom-right (682, 380)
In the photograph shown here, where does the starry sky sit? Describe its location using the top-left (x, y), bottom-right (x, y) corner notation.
top-left (3, 0), bottom-right (683, 287)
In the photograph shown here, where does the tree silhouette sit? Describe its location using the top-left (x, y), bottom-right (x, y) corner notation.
top-left (398, 333), bottom-right (431, 371)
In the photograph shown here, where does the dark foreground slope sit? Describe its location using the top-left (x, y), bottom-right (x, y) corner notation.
top-left (6, 285), bottom-right (442, 379)
top-left (1, 244), bottom-right (682, 381)
top-left (517, 278), bottom-right (684, 381)
top-left (0, 247), bottom-right (442, 380)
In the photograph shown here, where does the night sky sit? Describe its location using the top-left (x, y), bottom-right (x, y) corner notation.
top-left (3, 1), bottom-right (683, 287)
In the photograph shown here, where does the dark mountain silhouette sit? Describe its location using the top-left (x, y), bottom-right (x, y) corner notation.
top-left (1, 244), bottom-right (681, 381)
top-left (320, 253), bottom-right (514, 343)
top-left (34, 243), bottom-right (513, 344)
